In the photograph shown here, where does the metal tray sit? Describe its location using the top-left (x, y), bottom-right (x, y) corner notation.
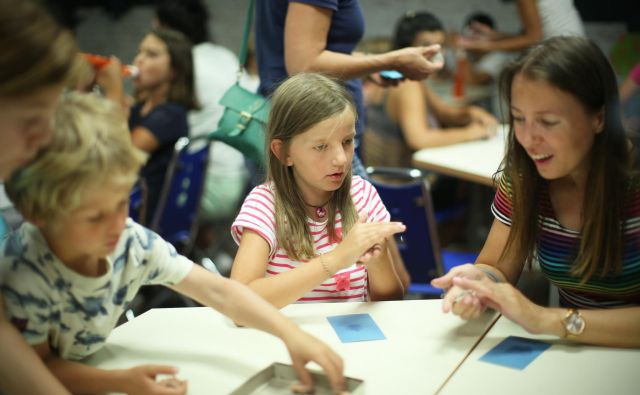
top-left (228, 362), bottom-right (364, 395)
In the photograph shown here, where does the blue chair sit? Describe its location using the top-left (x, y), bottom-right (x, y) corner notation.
top-left (150, 136), bottom-right (210, 255)
top-left (366, 166), bottom-right (478, 297)
top-left (125, 137), bottom-right (211, 318)
top-left (128, 178), bottom-right (148, 225)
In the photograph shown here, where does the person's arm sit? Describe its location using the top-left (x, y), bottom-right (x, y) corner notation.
top-left (170, 265), bottom-right (346, 392)
top-left (365, 239), bottom-right (405, 301)
top-left (94, 58), bottom-right (130, 117)
top-left (29, 341), bottom-right (186, 395)
top-left (284, 3), bottom-right (441, 80)
top-left (131, 126), bottom-right (160, 153)
top-left (425, 89), bottom-right (497, 132)
top-left (230, 230), bottom-right (335, 307)
top-left (230, 220), bottom-right (406, 308)
top-left (388, 81), bottom-right (491, 149)
top-left (387, 237), bottom-right (411, 290)
top-left (619, 65), bottom-right (640, 104)
top-left (452, 276), bottom-right (640, 348)
top-left (0, 303), bottom-right (70, 395)
top-left (431, 219), bottom-right (522, 320)
top-left (458, 0), bottom-right (543, 53)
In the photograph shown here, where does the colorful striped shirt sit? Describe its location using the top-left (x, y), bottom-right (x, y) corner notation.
top-left (491, 174), bottom-right (640, 309)
top-left (232, 176), bottom-right (389, 303)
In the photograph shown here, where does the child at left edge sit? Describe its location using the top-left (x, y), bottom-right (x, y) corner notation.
top-left (0, 92), bottom-right (346, 395)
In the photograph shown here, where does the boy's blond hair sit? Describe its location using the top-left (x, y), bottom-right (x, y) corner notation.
top-left (6, 92), bottom-right (148, 221)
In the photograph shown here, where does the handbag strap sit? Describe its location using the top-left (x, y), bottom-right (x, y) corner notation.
top-left (236, 0), bottom-right (255, 82)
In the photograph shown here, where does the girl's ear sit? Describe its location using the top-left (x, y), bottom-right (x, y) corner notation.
top-left (270, 139), bottom-right (292, 166)
top-left (593, 107), bottom-right (605, 134)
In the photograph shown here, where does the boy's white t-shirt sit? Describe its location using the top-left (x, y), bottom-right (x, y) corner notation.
top-left (0, 218), bottom-right (192, 360)
top-left (232, 176), bottom-right (390, 302)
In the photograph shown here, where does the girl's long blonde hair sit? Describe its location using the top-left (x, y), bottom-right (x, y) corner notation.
top-left (267, 73), bottom-right (358, 260)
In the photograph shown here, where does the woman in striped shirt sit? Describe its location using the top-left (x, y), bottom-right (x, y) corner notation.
top-left (231, 73), bottom-right (407, 308)
top-left (433, 37), bottom-right (640, 348)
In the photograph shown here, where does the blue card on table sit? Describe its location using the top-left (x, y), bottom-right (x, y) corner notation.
top-left (326, 314), bottom-right (386, 343)
top-left (479, 336), bottom-right (551, 370)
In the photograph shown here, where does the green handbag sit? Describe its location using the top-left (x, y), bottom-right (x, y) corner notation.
top-left (208, 0), bottom-right (268, 167)
top-left (215, 83), bottom-right (269, 167)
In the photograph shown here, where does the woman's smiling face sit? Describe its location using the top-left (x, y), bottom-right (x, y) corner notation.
top-left (511, 73), bottom-right (603, 184)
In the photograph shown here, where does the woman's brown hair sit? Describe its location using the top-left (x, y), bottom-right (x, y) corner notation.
top-left (497, 36), bottom-right (634, 282)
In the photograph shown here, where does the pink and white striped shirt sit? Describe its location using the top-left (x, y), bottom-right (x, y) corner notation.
top-left (231, 176), bottom-right (390, 303)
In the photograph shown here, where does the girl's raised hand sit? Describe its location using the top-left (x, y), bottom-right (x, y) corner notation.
top-left (331, 214), bottom-right (405, 270)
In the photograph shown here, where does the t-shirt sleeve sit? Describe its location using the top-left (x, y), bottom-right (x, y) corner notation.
top-left (231, 184), bottom-right (278, 257)
top-left (130, 222), bottom-right (193, 286)
top-left (491, 173), bottom-right (514, 226)
top-left (0, 239), bottom-right (52, 345)
top-left (137, 104), bottom-right (188, 146)
top-left (292, 0), bottom-right (339, 11)
top-left (352, 176), bottom-right (390, 223)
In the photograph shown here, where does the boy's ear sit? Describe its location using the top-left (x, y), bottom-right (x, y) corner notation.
top-left (270, 139), bottom-right (292, 166)
top-left (25, 215), bottom-right (46, 228)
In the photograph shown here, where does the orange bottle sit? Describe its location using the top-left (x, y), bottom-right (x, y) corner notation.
top-left (83, 53), bottom-right (139, 77)
top-left (453, 51), bottom-right (467, 99)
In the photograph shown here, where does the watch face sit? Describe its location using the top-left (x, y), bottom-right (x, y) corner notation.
top-left (565, 311), bottom-right (585, 335)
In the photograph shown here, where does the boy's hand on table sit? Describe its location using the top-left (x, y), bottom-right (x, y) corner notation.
top-left (283, 327), bottom-right (345, 394)
top-left (125, 364), bottom-right (187, 395)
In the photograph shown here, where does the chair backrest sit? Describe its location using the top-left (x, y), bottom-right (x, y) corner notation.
top-left (150, 136), bottom-right (210, 253)
top-left (366, 166), bottom-right (445, 284)
top-left (129, 178), bottom-right (148, 225)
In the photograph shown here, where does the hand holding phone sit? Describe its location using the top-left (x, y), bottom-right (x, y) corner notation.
top-left (379, 70), bottom-right (404, 80)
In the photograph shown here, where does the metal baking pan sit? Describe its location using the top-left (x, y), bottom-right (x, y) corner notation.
top-left (228, 362), bottom-right (365, 394)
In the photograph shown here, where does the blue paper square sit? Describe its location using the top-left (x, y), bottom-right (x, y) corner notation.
top-left (479, 336), bottom-right (551, 370)
top-left (326, 314), bottom-right (386, 343)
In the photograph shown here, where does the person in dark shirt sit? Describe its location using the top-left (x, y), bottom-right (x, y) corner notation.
top-left (99, 28), bottom-right (197, 223)
top-left (255, 0), bottom-right (443, 177)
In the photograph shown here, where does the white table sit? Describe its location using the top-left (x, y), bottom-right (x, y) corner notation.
top-left (438, 315), bottom-right (640, 395)
top-left (412, 125), bottom-right (508, 187)
top-left (85, 300), bottom-right (497, 395)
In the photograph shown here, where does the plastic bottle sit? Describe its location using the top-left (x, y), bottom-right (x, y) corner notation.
top-left (452, 50), bottom-right (467, 99)
top-left (83, 53), bottom-right (139, 77)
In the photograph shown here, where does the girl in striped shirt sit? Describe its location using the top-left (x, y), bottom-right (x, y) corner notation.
top-left (231, 73), bottom-right (407, 307)
top-left (433, 37), bottom-right (640, 348)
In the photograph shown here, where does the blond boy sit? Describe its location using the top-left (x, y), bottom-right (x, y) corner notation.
top-left (0, 92), bottom-right (344, 394)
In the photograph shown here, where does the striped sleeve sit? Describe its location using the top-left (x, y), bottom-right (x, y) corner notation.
top-left (351, 176), bottom-right (390, 223)
top-left (491, 173), bottom-right (514, 226)
top-left (231, 184), bottom-right (278, 256)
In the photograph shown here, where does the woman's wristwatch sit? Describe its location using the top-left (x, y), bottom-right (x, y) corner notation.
top-left (562, 308), bottom-right (586, 338)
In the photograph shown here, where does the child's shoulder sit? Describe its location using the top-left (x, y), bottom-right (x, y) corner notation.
top-left (1, 222), bottom-right (46, 258)
top-left (248, 182), bottom-right (276, 200)
top-left (0, 223), bottom-right (55, 287)
top-left (350, 175), bottom-right (376, 195)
